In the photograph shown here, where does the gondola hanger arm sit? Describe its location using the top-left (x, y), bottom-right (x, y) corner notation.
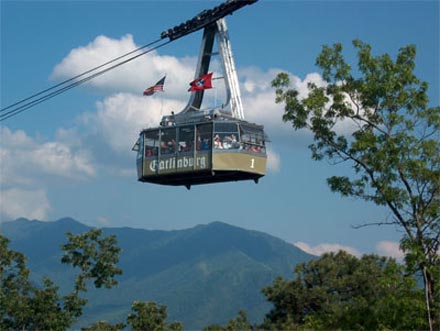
top-left (160, 0), bottom-right (258, 41)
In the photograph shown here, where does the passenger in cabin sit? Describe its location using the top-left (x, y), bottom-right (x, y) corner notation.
top-left (242, 143), bottom-right (260, 153)
top-left (201, 138), bottom-right (210, 150)
top-left (223, 135), bottom-right (232, 149)
top-left (180, 141), bottom-right (192, 152)
top-left (223, 134), bottom-right (239, 149)
top-left (249, 145), bottom-right (262, 153)
top-left (214, 134), bottom-right (223, 149)
top-left (167, 139), bottom-right (176, 153)
top-left (161, 139), bottom-right (176, 154)
top-left (196, 135), bottom-right (201, 150)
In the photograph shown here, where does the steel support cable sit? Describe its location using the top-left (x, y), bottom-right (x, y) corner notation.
top-left (1, 37), bottom-right (162, 113)
top-left (0, 38), bottom-right (170, 121)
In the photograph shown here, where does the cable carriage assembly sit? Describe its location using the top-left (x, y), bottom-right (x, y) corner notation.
top-left (133, 0), bottom-right (267, 189)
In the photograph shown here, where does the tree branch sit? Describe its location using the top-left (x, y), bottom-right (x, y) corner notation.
top-left (316, 128), bottom-right (416, 242)
top-left (351, 220), bottom-right (400, 229)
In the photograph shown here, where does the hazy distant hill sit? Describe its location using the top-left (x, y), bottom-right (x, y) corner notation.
top-left (1, 218), bottom-right (313, 329)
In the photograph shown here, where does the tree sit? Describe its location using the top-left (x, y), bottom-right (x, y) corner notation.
top-left (261, 251), bottom-right (427, 330)
top-left (2, 229), bottom-right (186, 331)
top-left (81, 320), bottom-right (125, 331)
top-left (61, 228), bottom-right (122, 316)
top-left (126, 301), bottom-right (183, 331)
top-left (203, 310), bottom-right (252, 331)
top-left (0, 229), bottom-right (122, 330)
top-left (272, 40), bottom-right (439, 329)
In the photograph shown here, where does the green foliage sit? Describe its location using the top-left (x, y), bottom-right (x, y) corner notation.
top-left (261, 251), bottom-right (427, 330)
top-left (0, 229), bottom-right (122, 330)
top-left (81, 320), bottom-right (125, 331)
top-left (126, 301), bottom-right (183, 331)
top-left (61, 229), bottom-right (122, 291)
top-left (0, 235), bottom-right (73, 330)
top-left (60, 229), bottom-right (122, 319)
top-left (203, 310), bottom-right (252, 331)
top-left (203, 325), bottom-right (226, 331)
top-left (1, 235), bottom-right (31, 330)
top-left (27, 278), bottom-right (73, 330)
top-left (272, 40), bottom-right (439, 329)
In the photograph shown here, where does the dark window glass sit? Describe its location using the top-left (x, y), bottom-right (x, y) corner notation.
top-left (214, 122), bottom-right (239, 150)
top-left (178, 126), bottom-right (195, 153)
top-left (214, 122), bottom-right (238, 133)
top-left (240, 124), bottom-right (266, 154)
top-left (144, 130), bottom-right (159, 157)
top-left (196, 123), bottom-right (212, 151)
top-left (160, 128), bottom-right (177, 155)
top-left (136, 136), bottom-right (143, 160)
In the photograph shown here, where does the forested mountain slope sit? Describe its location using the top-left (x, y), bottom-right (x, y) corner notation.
top-left (1, 218), bottom-right (313, 329)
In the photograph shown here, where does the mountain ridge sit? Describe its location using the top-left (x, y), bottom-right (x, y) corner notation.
top-left (1, 217), bottom-right (313, 329)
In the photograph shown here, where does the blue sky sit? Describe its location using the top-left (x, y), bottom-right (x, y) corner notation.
top-left (1, 0), bottom-right (439, 259)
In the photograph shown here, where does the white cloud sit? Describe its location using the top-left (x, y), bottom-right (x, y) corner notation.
top-left (240, 67), bottom-right (329, 137)
top-left (293, 72), bottom-right (328, 98)
top-left (243, 69), bottom-right (364, 136)
top-left (266, 148), bottom-right (281, 172)
top-left (0, 188), bottom-right (50, 221)
top-left (243, 89), bottom-right (287, 134)
top-left (295, 241), bottom-right (362, 257)
top-left (51, 34), bottom-right (196, 98)
top-left (96, 216), bottom-right (111, 226)
top-left (0, 126), bottom-right (97, 221)
top-left (240, 67), bottom-right (285, 129)
top-left (376, 241), bottom-right (405, 261)
top-left (0, 126), bottom-right (96, 186)
top-left (81, 92), bottom-right (185, 154)
top-left (295, 241), bottom-right (408, 262)
top-left (33, 142), bottom-right (95, 178)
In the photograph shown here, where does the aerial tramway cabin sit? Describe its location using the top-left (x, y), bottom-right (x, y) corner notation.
top-left (133, 0), bottom-right (267, 189)
top-left (135, 112), bottom-right (266, 189)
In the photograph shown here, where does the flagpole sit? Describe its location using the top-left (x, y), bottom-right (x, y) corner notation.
top-left (161, 74), bottom-right (166, 117)
top-left (143, 76), bottom-right (166, 120)
top-left (160, 92), bottom-right (163, 117)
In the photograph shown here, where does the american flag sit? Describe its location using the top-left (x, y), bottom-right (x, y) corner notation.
top-left (143, 76), bottom-right (166, 96)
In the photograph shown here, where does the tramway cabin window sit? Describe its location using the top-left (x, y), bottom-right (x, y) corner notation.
top-left (144, 130), bottom-right (160, 158)
top-left (213, 122), bottom-right (240, 150)
top-left (160, 128), bottom-right (176, 155)
top-left (240, 124), bottom-right (266, 154)
top-left (178, 126), bottom-right (195, 154)
top-left (196, 123), bottom-right (213, 151)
